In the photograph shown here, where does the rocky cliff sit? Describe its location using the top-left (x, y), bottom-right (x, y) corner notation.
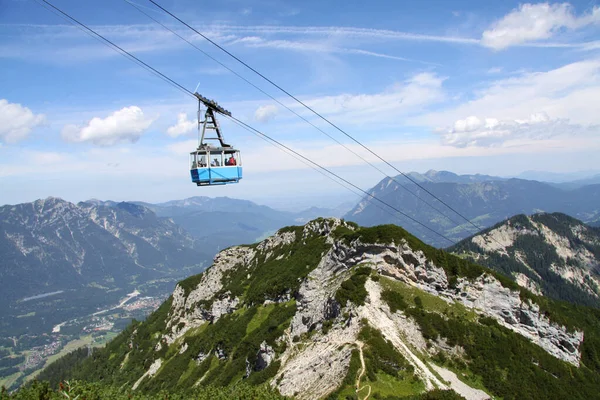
top-left (58, 218), bottom-right (600, 400)
top-left (449, 213), bottom-right (600, 308)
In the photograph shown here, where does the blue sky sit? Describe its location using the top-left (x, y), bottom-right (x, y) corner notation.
top-left (1, 0), bottom-right (600, 209)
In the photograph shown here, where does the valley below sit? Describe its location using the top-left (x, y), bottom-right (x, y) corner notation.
top-left (0, 280), bottom-right (177, 391)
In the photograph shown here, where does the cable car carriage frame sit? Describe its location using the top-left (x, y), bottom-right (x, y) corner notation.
top-left (190, 93), bottom-right (242, 186)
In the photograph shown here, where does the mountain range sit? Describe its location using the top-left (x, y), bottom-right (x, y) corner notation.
top-left (345, 170), bottom-right (600, 247)
top-left (5, 171), bottom-right (600, 397)
top-left (0, 197), bottom-right (208, 337)
top-left (34, 218), bottom-right (600, 400)
top-left (134, 196), bottom-right (349, 256)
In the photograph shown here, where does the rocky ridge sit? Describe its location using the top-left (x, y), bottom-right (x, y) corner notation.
top-left (112, 218), bottom-right (599, 400)
top-left (450, 213), bottom-right (600, 308)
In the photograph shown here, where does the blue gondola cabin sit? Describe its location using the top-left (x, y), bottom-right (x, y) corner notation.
top-left (188, 92), bottom-right (242, 187)
top-left (190, 149), bottom-right (242, 186)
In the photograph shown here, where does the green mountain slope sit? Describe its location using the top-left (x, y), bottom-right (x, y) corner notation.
top-left (449, 213), bottom-right (600, 308)
top-left (25, 219), bottom-right (600, 399)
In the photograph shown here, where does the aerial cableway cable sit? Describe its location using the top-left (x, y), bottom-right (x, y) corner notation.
top-left (123, 0), bottom-right (464, 229)
top-left (228, 119), bottom-right (404, 222)
top-left (36, 0), bottom-right (193, 100)
top-left (145, 0), bottom-right (486, 235)
top-left (225, 116), bottom-right (455, 245)
top-left (36, 0), bottom-right (456, 245)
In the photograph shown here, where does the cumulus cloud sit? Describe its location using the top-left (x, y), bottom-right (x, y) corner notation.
top-left (61, 106), bottom-right (153, 146)
top-left (411, 59), bottom-right (600, 129)
top-left (0, 99), bottom-right (45, 143)
top-left (255, 105), bottom-right (279, 122)
top-left (166, 113), bottom-right (196, 137)
top-left (438, 112), bottom-right (596, 147)
top-left (482, 2), bottom-right (600, 49)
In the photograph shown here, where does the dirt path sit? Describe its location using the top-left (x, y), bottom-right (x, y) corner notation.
top-left (355, 341), bottom-right (371, 400)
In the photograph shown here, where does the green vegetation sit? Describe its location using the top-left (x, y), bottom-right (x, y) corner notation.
top-left (247, 303), bottom-right (277, 334)
top-left (358, 325), bottom-right (416, 382)
top-left (380, 279), bottom-right (477, 322)
top-left (2, 380), bottom-right (286, 399)
top-left (36, 297), bottom-right (295, 394)
top-left (328, 324), bottom-right (424, 400)
top-left (335, 266), bottom-right (372, 307)
top-left (177, 271), bottom-right (205, 297)
top-left (450, 213), bottom-right (600, 308)
top-left (367, 372), bottom-right (425, 398)
top-left (380, 278), bottom-right (600, 400)
top-left (210, 227), bottom-right (330, 306)
top-left (401, 390), bottom-right (467, 400)
top-left (276, 225), bottom-right (304, 235)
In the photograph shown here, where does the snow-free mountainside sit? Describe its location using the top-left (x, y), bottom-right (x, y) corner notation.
top-left (0, 198), bottom-right (208, 333)
top-left (345, 171), bottom-right (600, 247)
top-left (449, 213), bottom-right (600, 308)
top-left (0, 196), bottom-right (350, 391)
top-left (33, 218), bottom-right (600, 400)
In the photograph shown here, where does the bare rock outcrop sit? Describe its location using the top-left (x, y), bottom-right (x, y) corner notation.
top-left (454, 275), bottom-right (583, 366)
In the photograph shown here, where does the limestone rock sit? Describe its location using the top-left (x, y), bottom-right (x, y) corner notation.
top-left (256, 341), bottom-right (275, 371)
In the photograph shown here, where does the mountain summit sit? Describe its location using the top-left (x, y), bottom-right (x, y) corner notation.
top-left (47, 218), bottom-right (600, 399)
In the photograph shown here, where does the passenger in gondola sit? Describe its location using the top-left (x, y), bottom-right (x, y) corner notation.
top-left (211, 158), bottom-right (220, 167)
top-left (227, 155), bottom-right (236, 166)
top-left (199, 156), bottom-right (206, 167)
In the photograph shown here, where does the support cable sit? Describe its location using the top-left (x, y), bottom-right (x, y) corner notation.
top-left (36, 0), bottom-right (456, 245)
top-left (124, 0), bottom-right (463, 228)
top-left (147, 0), bottom-right (484, 235)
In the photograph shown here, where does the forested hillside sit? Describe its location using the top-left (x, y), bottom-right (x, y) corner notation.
top-left (449, 213), bottom-right (600, 308)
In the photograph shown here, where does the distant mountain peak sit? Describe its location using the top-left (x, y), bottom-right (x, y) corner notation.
top-left (346, 172), bottom-right (600, 247)
top-left (450, 212), bottom-right (600, 308)
top-left (0, 198), bottom-right (207, 307)
top-left (34, 196), bottom-right (67, 207)
top-left (115, 201), bottom-right (150, 217)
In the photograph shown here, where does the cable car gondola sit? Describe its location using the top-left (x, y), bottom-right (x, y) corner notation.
top-left (190, 93), bottom-right (242, 186)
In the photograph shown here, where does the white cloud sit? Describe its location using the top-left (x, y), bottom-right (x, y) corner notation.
top-left (255, 105), bottom-right (279, 122)
top-left (412, 59), bottom-right (600, 129)
top-left (0, 99), bottom-right (45, 143)
top-left (220, 25), bottom-right (479, 45)
top-left (61, 106), bottom-right (153, 146)
top-left (229, 36), bottom-right (436, 65)
top-left (300, 72), bottom-right (445, 124)
top-left (482, 2), bottom-right (600, 49)
top-left (438, 112), bottom-right (597, 147)
top-left (167, 113), bottom-right (196, 137)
